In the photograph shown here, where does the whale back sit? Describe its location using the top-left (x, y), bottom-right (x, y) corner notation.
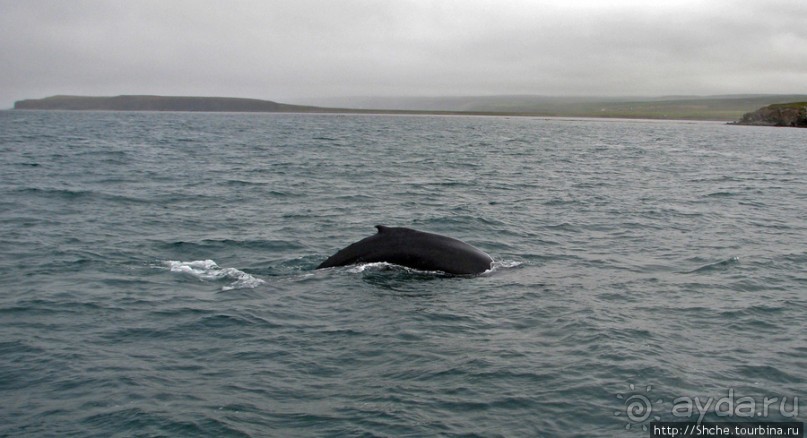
top-left (317, 225), bottom-right (493, 275)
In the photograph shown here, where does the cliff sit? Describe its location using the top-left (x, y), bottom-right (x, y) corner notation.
top-left (736, 102), bottom-right (807, 127)
top-left (13, 95), bottom-right (322, 113)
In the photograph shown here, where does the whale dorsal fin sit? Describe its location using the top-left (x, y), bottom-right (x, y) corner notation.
top-left (375, 225), bottom-right (390, 234)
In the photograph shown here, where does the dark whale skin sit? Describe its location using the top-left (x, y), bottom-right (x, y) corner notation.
top-left (317, 225), bottom-right (493, 275)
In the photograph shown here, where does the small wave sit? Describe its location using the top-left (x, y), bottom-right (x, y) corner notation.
top-left (164, 259), bottom-right (265, 291)
top-left (704, 191), bottom-right (735, 198)
top-left (687, 256), bottom-right (740, 274)
top-left (544, 222), bottom-right (580, 232)
top-left (17, 187), bottom-right (94, 199)
top-left (543, 198), bottom-right (579, 206)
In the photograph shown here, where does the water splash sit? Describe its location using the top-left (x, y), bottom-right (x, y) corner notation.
top-left (164, 259), bottom-right (265, 291)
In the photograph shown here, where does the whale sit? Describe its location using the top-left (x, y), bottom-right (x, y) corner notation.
top-left (317, 225), bottom-right (493, 275)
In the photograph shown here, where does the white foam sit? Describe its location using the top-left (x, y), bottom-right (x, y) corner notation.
top-left (164, 259), bottom-right (265, 291)
top-left (495, 260), bottom-right (523, 269)
top-left (336, 260), bottom-right (522, 276)
top-left (346, 262), bottom-right (397, 273)
top-left (480, 260), bottom-right (523, 275)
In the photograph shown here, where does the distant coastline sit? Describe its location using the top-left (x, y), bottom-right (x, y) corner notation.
top-left (13, 95), bottom-right (323, 113)
top-left (11, 95), bottom-right (485, 117)
top-left (12, 94), bottom-right (807, 122)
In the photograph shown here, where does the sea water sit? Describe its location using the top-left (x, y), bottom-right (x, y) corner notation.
top-left (1, 111), bottom-right (805, 436)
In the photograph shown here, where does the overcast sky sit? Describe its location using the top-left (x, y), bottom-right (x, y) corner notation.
top-left (2, 0), bottom-right (806, 109)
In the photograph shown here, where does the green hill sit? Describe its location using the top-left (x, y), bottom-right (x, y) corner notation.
top-left (304, 94), bottom-right (807, 121)
top-left (13, 95), bottom-right (322, 113)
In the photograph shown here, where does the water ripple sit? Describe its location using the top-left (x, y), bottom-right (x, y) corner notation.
top-left (1, 112), bottom-right (805, 437)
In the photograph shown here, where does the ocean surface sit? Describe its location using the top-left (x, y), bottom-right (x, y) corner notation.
top-left (1, 111), bottom-right (805, 437)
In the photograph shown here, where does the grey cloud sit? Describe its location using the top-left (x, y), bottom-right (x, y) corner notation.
top-left (1, 0), bottom-right (805, 108)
